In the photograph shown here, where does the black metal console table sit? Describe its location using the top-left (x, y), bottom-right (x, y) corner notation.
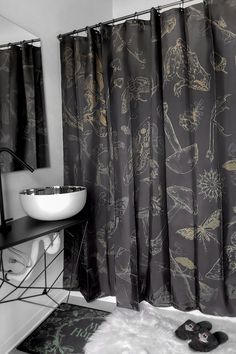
top-left (0, 211), bottom-right (88, 308)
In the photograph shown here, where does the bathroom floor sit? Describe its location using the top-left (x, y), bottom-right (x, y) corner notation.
top-left (10, 297), bottom-right (236, 354)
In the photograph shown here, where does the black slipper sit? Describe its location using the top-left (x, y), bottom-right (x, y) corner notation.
top-left (189, 329), bottom-right (228, 352)
top-left (175, 319), bottom-right (212, 340)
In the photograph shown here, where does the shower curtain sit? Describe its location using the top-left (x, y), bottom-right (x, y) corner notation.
top-left (60, 0), bottom-right (236, 316)
top-left (0, 43), bottom-right (48, 172)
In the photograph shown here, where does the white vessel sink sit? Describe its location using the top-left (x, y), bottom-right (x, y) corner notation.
top-left (19, 186), bottom-right (87, 221)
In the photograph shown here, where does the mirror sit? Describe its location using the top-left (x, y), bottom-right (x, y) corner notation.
top-left (0, 15), bottom-right (49, 173)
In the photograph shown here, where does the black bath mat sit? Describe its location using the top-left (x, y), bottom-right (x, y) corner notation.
top-left (17, 303), bottom-right (109, 354)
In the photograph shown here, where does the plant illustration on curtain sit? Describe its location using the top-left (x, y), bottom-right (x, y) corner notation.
top-left (0, 43), bottom-right (48, 171)
top-left (60, 0), bottom-right (236, 316)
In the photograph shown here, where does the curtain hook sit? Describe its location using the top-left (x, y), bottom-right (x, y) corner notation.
top-left (157, 5), bottom-right (161, 16)
top-left (96, 22), bottom-right (102, 32)
top-left (112, 18), bottom-right (115, 27)
top-left (180, 0), bottom-right (184, 11)
top-left (72, 29), bottom-right (78, 39)
top-left (150, 7), bottom-right (158, 17)
top-left (134, 11), bottom-right (138, 21)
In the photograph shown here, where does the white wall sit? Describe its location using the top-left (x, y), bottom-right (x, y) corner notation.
top-left (113, 0), bottom-right (171, 18)
top-left (0, 1), bottom-right (112, 352)
top-left (0, 15), bottom-right (37, 44)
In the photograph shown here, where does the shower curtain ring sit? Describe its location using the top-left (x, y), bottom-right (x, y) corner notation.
top-left (180, 0), bottom-right (184, 11)
top-left (134, 11), bottom-right (138, 21)
top-left (157, 6), bottom-right (161, 16)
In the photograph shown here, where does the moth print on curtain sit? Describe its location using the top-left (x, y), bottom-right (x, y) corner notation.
top-left (60, 0), bottom-right (236, 316)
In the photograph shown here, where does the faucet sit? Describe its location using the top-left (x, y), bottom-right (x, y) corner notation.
top-left (0, 147), bottom-right (34, 232)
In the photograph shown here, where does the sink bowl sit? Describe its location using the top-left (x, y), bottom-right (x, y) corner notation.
top-left (19, 186), bottom-right (87, 221)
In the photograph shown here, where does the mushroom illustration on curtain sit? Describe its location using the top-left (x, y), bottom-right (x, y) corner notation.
top-left (60, 0), bottom-right (236, 316)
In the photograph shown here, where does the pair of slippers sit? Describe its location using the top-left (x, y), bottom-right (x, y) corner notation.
top-left (175, 319), bottom-right (228, 352)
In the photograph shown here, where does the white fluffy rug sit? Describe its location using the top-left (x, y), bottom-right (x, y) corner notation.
top-left (85, 302), bottom-right (236, 354)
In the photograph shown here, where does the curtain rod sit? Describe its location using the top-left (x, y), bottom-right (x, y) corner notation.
top-left (0, 38), bottom-right (40, 49)
top-left (58, 0), bottom-right (203, 39)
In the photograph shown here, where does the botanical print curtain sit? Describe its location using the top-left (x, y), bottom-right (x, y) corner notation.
top-left (61, 0), bottom-right (236, 316)
top-left (0, 43), bottom-right (48, 172)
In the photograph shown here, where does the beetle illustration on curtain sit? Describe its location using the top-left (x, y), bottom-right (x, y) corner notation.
top-left (60, 0), bottom-right (236, 316)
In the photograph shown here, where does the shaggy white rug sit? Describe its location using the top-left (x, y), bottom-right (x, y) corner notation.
top-left (85, 302), bottom-right (236, 354)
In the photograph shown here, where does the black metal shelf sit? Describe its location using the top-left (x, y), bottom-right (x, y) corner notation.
top-left (0, 210), bottom-right (88, 308)
top-left (0, 210), bottom-right (87, 250)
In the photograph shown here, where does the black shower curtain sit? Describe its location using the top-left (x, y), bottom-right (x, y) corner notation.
top-left (0, 43), bottom-right (48, 171)
top-left (61, 0), bottom-right (236, 316)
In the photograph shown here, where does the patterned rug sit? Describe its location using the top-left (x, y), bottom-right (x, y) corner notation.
top-left (17, 303), bottom-right (109, 354)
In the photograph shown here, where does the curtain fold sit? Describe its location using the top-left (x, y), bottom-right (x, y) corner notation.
top-left (0, 43), bottom-right (48, 171)
top-left (61, 0), bottom-right (236, 316)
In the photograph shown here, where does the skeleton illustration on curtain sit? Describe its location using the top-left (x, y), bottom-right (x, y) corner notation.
top-left (60, 0), bottom-right (236, 316)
